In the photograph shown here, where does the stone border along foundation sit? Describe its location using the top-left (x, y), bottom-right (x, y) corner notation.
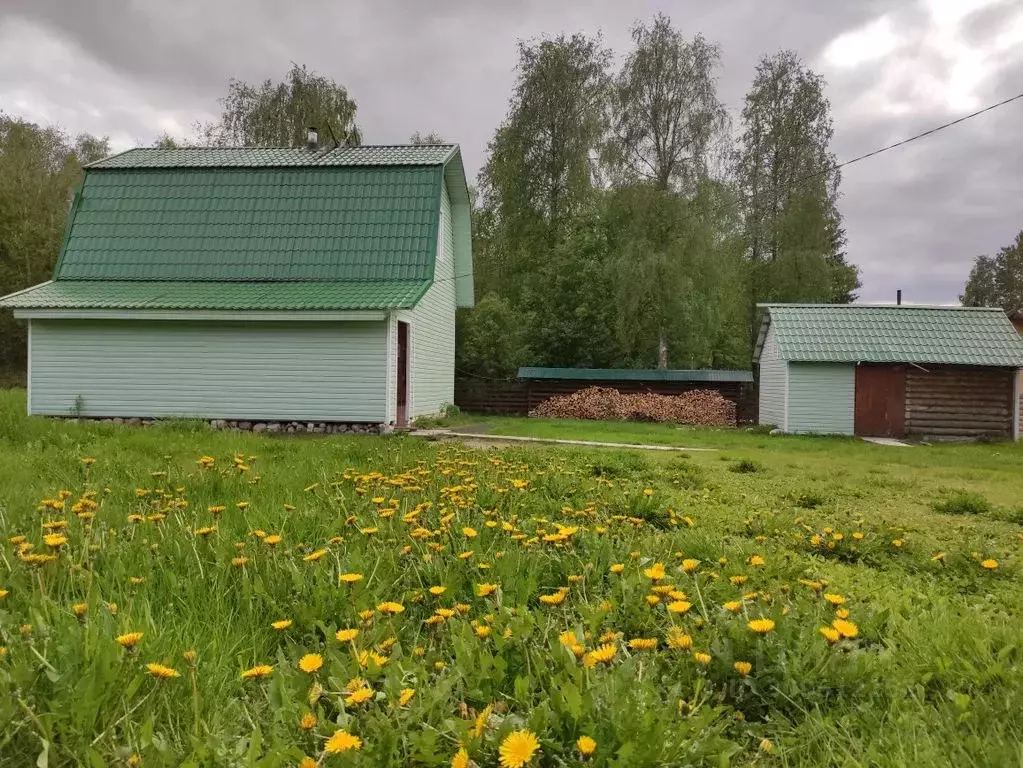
top-left (67, 417), bottom-right (388, 435)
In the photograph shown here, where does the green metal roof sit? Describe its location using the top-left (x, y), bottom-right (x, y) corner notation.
top-left (87, 145), bottom-right (458, 169)
top-left (0, 280), bottom-right (428, 311)
top-left (517, 367), bottom-right (753, 383)
top-left (56, 166), bottom-right (443, 282)
top-left (756, 304), bottom-right (1023, 367)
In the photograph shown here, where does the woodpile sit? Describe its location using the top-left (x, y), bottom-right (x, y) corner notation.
top-left (529, 386), bottom-right (736, 426)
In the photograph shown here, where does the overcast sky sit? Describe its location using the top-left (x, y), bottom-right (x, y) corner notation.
top-left (2, 0), bottom-right (1022, 303)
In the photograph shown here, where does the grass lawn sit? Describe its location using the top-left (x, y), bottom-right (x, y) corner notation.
top-left (1, 389), bottom-right (1022, 766)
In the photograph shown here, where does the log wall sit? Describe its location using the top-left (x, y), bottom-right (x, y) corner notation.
top-left (904, 366), bottom-right (1015, 440)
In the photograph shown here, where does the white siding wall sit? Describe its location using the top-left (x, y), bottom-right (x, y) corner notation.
top-left (787, 363), bottom-right (856, 435)
top-left (758, 324), bottom-right (787, 430)
top-left (29, 319), bottom-right (388, 422)
top-left (408, 183), bottom-right (456, 417)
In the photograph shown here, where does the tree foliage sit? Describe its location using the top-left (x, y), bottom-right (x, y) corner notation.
top-left (961, 231), bottom-right (1023, 311)
top-left (0, 114), bottom-right (108, 368)
top-left (202, 64), bottom-right (361, 147)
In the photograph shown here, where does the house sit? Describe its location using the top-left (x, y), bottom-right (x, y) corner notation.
top-left (1012, 308), bottom-right (1023, 435)
top-left (0, 144), bottom-right (473, 427)
top-left (754, 304), bottom-right (1023, 441)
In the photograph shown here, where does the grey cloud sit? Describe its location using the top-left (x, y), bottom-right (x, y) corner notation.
top-left (1, 0), bottom-right (1019, 303)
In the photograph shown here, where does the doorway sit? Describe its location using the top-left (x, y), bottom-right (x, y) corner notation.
top-left (396, 321), bottom-right (409, 426)
top-left (854, 364), bottom-right (906, 437)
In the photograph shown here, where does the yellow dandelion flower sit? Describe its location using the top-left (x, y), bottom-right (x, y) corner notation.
top-left (831, 619), bottom-right (859, 638)
top-left (538, 590), bottom-right (568, 606)
top-left (585, 643), bottom-right (618, 665)
top-left (324, 729), bottom-right (362, 753)
top-left (462, 527), bottom-right (478, 538)
top-left (628, 637), bottom-right (658, 651)
top-left (474, 625), bottom-right (492, 639)
top-left (452, 747), bottom-right (470, 768)
top-left (981, 559), bottom-right (999, 570)
top-left (609, 563), bottom-right (625, 574)
top-left (835, 607), bottom-right (850, 619)
top-left (298, 712), bottom-right (317, 730)
top-left (335, 628), bottom-right (359, 642)
top-left (729, 575), bottom-right (747, 586)
top-left (43, 534), bottom-right (67, 548)
top-left (377, 601), bottom-right (405, 615)
top-left (429, 586), bottom-right (447, 596)
top-left (723, 600), bottom-right (743, 614)
top-left (473, 703), bottom-right (493, 738)
top-left (72, 602), bottom-right (87, 618)
top-left (263, 534), bottom-right (282, 546)
top-left (340, 572), bottom-right (364, 583)
top-left (759, 738), bottom-right (774, 753)
top-left (345, 686), bottom-right (374, 706)
top-left (499, 729), bottom-right (541, 768)
top-left (271, 619), bottom-right (293, 630)
top-left (298, 653), bottom-right (323, 673)
top-left (666, 600), bottom-right (692, 615)
top-left (146, 663), bottom-right (180, 679)
top-left (577, 735), bottom-right (597, 757)
top-left (116, 632), bottom-right (143, 649)
top-left (241, 664), bottom-right (273, 679)
top-left (681, 558), bottom-right (699, 574)
top-left (476, 583), bottom-right (499, 597)
top-left (303, 549), bottom-right (327, 562)
top-left (643, 562), bottom-right (666, 581)
top-left (642, 488), bottom-right (654, 497)
top-left (748, 555), bottom-right (765, 567)
top-left (359, 608), bottom-right (376, 621)
top-left (398, 688), bottom-right (416, 706)
top-left (667, 627), bottom-right (693, 650)
top-left (819, 626), bottom-right (840, 643)
top-left (231, 556), bottom-right (249, 567)
top-left (693, 652), bottom-right (712, 666)
top-left (748, 618), bottom-right (776, 634)
top-left (734, 661), bottom-right (752, 676)
top-left (823, 593), bottom-right (845, 606)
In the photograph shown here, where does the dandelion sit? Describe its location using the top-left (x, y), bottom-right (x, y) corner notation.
top-left (831, 619), bottom-right (859, 638)
top-left (891, 539), bottom-right (904, 548)
top-left (271, 619), bottom-right (292, 630)
top-left (499, 729), bottom-right (541, 768)
top-left (116, 632), bottom-right (143, 650)
top-left (299, 712), bottom-right (317, 730)
top-left (539, 590), bottom-right (568, 606)
top-left (183, 650), bottom-right (197, 664)
top-left (667, 627), bottom-right (693, 650)
top-left (734, 661), bottom-right (752, 676)
top-left (236, 502), bottom-right (249, 510)
top-left (759, 738), bottom-right (774, 754)
top-left (693, 652), bottom-right (712, 666)
top-left (835, 608), bottom-right (850, 619)
top-left (628, 637), bottom-right (658, 651)
top-left (723, 600), bottom-right (743, 614)
top-left (819, 626), bottom-right (840, 644)
top-left (609, 563), bottom-right (625, 574)
top-left (241, 664), bottom-right (273, 679)
top-left (667, 600), bottom-right (692, 615)
top-left (336, 628), bottom-right (359, 642)
top-left (823, 593), bottom-right (846, 606)
top-left (43, 533), bottom-right (67, 548)
top-left (681, 559), bottom-right (699, 574)
top-left (72, 602), bottom-right (87, 619)
top-left (748, 618), bottom-right (776, 634)
top-left (340, 572), bottom-right (364, 583)
top-left (981, 559), bottom-right (999, 570)
top-left (749, 555), bottom-right (765, 567)
top-left (345, 686), bottom-right (374, 706)
top-left (429, 586), bottom-right (447, 596)
top-left (642, 488), bottom-right (654, 497)
top-left (476, 583), bottom-right (499, 597)
top-left (398, 688), bottom-right (416, 706)
top-left (577, 735), bottom-right (597, 758)
top-left (193, 527), bottom-right (216, 538)
top-left (585, 643), bottom-right (618, 666)
top-left (643, 562), bottom-right (665, 581)
top-left (931, 552), bottom-right (946, 562)
top-left (298, 654), bottom-right (323, 673)
top-left (462, 527), bottom-right (478, 538)
top-left (377, 601), bottom-right (405, 615)
top-left (263, 534), bottom-right (282, 546)
top-left (303, 549), bottom-right (327, 562)
top-left (146, 663), bottom-right (180, 679)
top-left (231, 556), bottom-right (249, 567)
top-left (324, 729), bottom-right (362, 754)
top-left (474, 625), bottom-right (492, 639)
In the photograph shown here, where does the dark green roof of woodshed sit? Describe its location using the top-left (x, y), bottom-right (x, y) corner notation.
top-left (0, 144), bottom-right (474, 312)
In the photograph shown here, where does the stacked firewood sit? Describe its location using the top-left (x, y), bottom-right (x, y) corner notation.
top-left (529, 386), bottom-right (736, 426)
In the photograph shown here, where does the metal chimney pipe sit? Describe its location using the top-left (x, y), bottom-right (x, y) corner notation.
top-left (306, 126), bottom-right (318, 151)
top-left (897, 289), bottom-right (902, 306)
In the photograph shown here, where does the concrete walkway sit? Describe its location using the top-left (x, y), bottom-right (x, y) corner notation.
top-left (412, 428), bottom-right (716, 452)
top-left (861, 437), bottom-right (913, 447)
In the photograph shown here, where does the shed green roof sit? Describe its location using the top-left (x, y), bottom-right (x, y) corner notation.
top-left (0, 280), bottom-right (428, 311)
top-left (87, 145), bottom-right (458, 169)
top-left (517, 367), bottom-right (753, 383)
top-left (756, 304), bottom-right (1023, 367)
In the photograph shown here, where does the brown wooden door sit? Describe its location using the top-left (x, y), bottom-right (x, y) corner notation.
top-left (855, 365), bottom-right (906, 437)
top-left (396, 322), bottom-right (409, 426)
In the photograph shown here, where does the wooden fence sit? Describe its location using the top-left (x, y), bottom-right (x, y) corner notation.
top-left (454, 376), bottom-right (757, 424)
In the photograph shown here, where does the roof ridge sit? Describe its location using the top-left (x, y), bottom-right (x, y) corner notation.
top-left (759, 303), bottom-right (1003, 311)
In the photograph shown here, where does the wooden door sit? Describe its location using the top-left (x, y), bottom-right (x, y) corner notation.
top-left (854, 365), bottom-right (906, 437)
top-left (396, 322), bottom-right (409, 426)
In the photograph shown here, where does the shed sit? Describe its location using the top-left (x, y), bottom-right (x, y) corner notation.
top-left (754, 304), bottom-right (1023, 440)
top-left (0, 145), bottom-right (474, 427)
